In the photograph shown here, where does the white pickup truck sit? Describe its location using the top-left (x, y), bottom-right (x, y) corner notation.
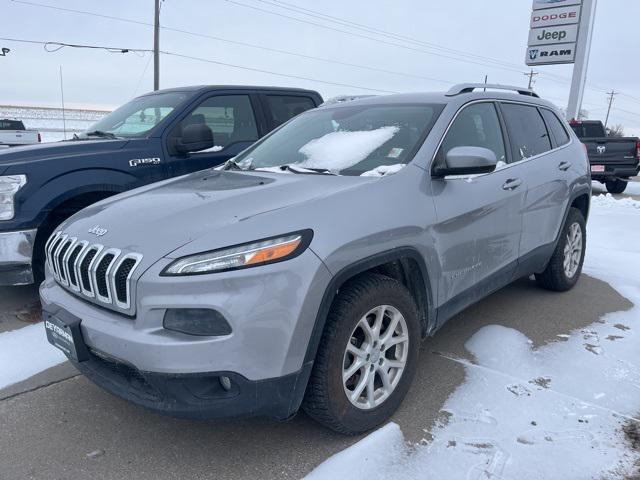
top-left (0, 119), bottom-right (40, 147)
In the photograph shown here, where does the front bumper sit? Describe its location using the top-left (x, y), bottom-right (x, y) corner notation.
top-left (0, 229), bottom-right (37, 285)
top-left (70, 348), bottom-right (312, 420)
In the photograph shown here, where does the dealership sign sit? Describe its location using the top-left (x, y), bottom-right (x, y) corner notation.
top-left (530, 5), bottom-right (581, 28)
top-left (528, 24), bottom-right (578, 46)
top-left (526, 43), bottom-right (576, 65)
top-left (526, 0), bottom-right (583, 66)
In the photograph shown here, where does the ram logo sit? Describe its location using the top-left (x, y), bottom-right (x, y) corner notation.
top-left (129, 157), bottom-right (162, 167)
top-left (528, 49), bottom-right (539, 60)
top-left (597, 146), bottom-right (606, 154)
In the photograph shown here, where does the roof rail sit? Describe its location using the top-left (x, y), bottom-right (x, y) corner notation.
top-left (446, 83), bottom-right (540, 98)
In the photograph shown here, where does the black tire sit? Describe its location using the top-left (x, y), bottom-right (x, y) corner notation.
top-left (302, 273), bottom-right (420, 435)
top-left (605, 179), bottom-right (628, 194)
top-left (535, 207), bottom-right (586, 292)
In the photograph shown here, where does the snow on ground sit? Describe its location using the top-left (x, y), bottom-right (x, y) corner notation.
top-left (308, 195), bottom-right (640, 480)
top-left (0, 323), bottom-right (66, 390)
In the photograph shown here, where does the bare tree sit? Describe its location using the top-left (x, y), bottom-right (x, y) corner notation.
top-left (606, 124), bottom-right (625, 137)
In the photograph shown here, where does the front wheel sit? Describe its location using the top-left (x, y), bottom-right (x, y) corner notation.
top-left (302, 273), bottom-right (420, 435)
top-left (535, 207), bottom-right (586, 292)
top-left (605, 179), bottom-right (628, 194)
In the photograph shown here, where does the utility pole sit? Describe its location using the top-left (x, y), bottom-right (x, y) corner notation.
top-left (604, 90), bottom-right (618, 129)
top-left (567, 0), bottom-right (598, 120)
top-left (524, 69), bottom-right (538, 90)
top-left (153, 0), bottom-right (160, 91)
top-left (483, 75), bottom-right (488, 92)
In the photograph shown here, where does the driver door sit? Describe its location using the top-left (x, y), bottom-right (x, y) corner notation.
top-left (430, 102), bottom-right (526, 320)
top-left (165, 94), bottom-right (261, 176)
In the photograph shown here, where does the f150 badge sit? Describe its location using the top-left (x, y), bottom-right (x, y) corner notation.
top-left (129, 157), bottom-right (161, 167)
top-left (88, 225), bottom-right (108, 237)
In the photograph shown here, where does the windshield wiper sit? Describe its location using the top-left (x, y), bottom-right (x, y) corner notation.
top-left (253, 164), bottom-right (336, 175)
top-left (84, 130), bottom-right (119, 139)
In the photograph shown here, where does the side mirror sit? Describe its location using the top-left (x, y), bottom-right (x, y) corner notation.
top-left (175, 124), bottom-right (214, 154)
top-left (434, 146), bottom-right (497, 177)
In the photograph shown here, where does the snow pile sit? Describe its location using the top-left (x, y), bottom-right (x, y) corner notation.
top-left (592, 193), bottom-right (640, 210)
top-left (360, 164), bottom-right (405, 177)
top-left (0, 323), bottom-right (66, 390)
top-left (299, 127), bottom-right (398, 173)
top-left (307, 199), bottom-right (640, 479)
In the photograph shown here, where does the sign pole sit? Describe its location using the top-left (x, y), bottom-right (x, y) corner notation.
top-left (566, 0), bottom-right (597, 120)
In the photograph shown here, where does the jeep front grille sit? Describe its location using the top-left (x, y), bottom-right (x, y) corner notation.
top-left (46, 231), bottom-right (143, 313)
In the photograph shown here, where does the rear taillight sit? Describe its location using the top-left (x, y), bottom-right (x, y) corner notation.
top-left (37, 133), bottom-right (41, 143)
top-left (636, 140), bottom-right (640, 160)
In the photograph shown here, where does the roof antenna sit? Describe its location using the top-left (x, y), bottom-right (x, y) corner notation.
top-left (483, 75), bottom-right (488, 92)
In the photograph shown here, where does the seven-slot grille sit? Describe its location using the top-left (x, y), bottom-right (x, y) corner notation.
top-left (45, 231), bottom-right (143, 312)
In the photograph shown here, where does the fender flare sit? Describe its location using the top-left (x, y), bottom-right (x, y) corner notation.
top-left (287, 247), bottom-right (435, 417)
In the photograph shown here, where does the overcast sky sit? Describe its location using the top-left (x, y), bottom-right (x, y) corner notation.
top-left (1, 0), bottom-right (639, 135)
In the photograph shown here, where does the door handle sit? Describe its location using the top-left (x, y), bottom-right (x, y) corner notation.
top-left (502, 178), bottom-right (522, 191)
top-left (558, 161), bottom-right (571, 171)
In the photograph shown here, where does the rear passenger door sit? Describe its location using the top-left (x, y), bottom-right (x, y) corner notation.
top-left (431, 102), bottom-right (525, 318)
top-left (261, 94), bottom-right (317, 130)
top-left (499, 103), bottom-right (571, 258)
top-left (165, 94), bottom-right (262, 176)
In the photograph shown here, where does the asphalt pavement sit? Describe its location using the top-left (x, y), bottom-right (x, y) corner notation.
top-left (0, 180), bottom-right (638, 479)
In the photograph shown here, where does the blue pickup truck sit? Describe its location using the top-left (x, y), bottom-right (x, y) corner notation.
top-left (0, 85), bottom-right (322, 285)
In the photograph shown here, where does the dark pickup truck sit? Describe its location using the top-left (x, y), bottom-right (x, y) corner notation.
top-left (0, 85), bottom-right (322, 285)
top-left (570, 120), bottom-right (640, 193)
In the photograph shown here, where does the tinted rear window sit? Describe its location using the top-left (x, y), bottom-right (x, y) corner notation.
top-left (0, 119), bottom-right (25, 130)
top-left (266, 95), bottom-right (316, 128)
top-left (541, 109), bottom-right (570, 147)
top-left (570, 122), bottom-right (605, 138)
top-left (501, 103), bottom-right (552, 160)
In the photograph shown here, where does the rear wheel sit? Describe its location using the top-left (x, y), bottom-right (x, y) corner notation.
top-left (605, 179), bottom-right (628, 194)
top-left (303, 273), bottom-right (420, 435)
top-left (535, 207), bottom-right (586, 292)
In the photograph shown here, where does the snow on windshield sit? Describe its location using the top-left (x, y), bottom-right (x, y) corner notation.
top-left (298, 126), bottom-right (399, 173)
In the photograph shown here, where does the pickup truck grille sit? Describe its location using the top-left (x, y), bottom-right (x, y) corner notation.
top-left (46, 231), bottom-right (143, 313)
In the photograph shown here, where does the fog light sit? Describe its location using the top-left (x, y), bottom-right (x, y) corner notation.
top-left (219, 376), bottom-right (232, 391)
top-left (163, 308), bottom-right (232, 336)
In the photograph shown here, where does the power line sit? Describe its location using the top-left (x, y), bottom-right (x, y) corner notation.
top-left (160, 50), bottom-right (398, 93)
top-left (0, 36), bottom-right (152, 54)
top-left (1, 33), bottom-right (399, 93)
top-left (9, 0), bottom-right (453, 86)
top-left (251, 0), bottom-right (530, 72)
top-left (221, 0), bottom-right (527, 74)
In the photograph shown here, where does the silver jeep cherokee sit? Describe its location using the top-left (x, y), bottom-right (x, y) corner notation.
top-left (41, 84), bottom-right (591, 434)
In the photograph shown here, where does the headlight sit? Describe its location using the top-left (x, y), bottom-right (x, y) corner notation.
top-left (0, 175), bottom-right (27, 221)
top-left (162, 230), bottom-right (313, 276)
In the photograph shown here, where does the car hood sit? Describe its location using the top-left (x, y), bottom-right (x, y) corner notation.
top-left (0, 139), bottom-right (129, 168)
top-left (58, 169), bottom-right (373, 263)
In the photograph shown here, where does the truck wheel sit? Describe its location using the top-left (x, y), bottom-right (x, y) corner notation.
top-left (303, 273), bottom-right (420, 435)
top-left (605, 179), bottom-right (628, 194)
top-left (535, 207), bottom-right (586, 292)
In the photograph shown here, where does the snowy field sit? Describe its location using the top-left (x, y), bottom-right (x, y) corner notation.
top-left (0, 105), bottom-right (108, 143)
top-left (309, 193), bottom-right (640, 479)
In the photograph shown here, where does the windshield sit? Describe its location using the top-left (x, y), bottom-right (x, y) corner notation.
top-left (233, 103), bottom-right (443, 176)
top-left (78, 92), bottom-right (189, 139)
